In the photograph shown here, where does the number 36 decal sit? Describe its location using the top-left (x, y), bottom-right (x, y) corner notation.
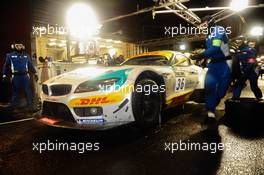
top-left (175, 77), bottom-right (185, 92)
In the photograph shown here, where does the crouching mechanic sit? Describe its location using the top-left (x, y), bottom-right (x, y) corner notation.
top-left (2, 42), bottom-right (38, 111)
top-left (190, 15), bottom-right (231, 123)
top-left (232, 37), bottom-right (263, 101)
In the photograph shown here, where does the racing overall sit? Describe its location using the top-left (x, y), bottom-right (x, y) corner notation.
top-left (3, 51), bottom-right (37, 107)
top-left (232, 45), bottom-right (263, 99)
top-left (202, 25), bottom-right (231, 113)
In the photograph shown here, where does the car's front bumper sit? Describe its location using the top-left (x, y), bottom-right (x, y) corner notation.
top-left (36, 84), bottom-right (135, 130)
top-left (34, 111), bottom-right (133, 130)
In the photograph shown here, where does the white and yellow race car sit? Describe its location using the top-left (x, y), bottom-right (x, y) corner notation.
top-left (35, 51), bottom-right (206, 130)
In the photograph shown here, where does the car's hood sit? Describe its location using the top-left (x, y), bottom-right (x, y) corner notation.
top-left (44, 66), bottom-right (135, 85)
top-left (44, 64), bottom-right (172, 85)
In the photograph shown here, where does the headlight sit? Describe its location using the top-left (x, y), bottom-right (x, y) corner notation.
top-left (74, 78), bottom-right (120, 93)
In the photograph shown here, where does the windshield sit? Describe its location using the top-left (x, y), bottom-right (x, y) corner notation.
top-left (122, 55), bottom-right (169, 66)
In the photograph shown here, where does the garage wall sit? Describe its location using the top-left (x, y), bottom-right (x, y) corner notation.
top-left (0, 0), bottom-right (32, 102)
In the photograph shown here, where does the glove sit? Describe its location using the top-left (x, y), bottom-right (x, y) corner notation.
top-left (2, 75), bottom-right (8, 83)
top-left (190, 53), bottom-right (204, 61)
top-left (34, 74), bottom-right (39, 82)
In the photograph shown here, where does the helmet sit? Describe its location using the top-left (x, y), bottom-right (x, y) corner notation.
top-left (235, 35), bottom-right (247, 47)
top-left (201, 15), bottom-right (215, 27)
top-left (236, 35), bottom-right (246, 41)
top-left (11, 42), bottom-right (25, 51)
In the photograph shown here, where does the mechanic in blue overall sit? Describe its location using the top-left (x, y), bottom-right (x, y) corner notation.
top-left (232, 36), bottom-right (263, 101)
top-left (2, 42), bottom-right (38, 110)
top-left (191, 15), bottom-right (231, 123)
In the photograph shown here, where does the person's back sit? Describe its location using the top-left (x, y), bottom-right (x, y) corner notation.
top-left (238, 44), bottom-right (257, 74)
top-left (232, 39), bottom-right (263, 101)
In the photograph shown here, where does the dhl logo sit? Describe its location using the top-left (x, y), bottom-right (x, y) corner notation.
top-left (69, 84), bottom-right (134, 107)
top-left (80, 97), bottom-right (110, 105)
top-left (69, 94), bottom-right (124, 107)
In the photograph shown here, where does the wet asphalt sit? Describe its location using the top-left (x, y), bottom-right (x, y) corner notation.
top-left (0, 80), bottom-right (264, 175)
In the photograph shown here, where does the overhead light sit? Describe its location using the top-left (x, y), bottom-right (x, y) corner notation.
top-left (114, 40), bottom-right (122, 44)
top-left (66, 3), bottom-right (101, 41)
top-left (250, 26), bottom-right (263, 37)
top-left (58, 43), bottom-right (66, 47)
top-left (230, 0), bottom-right (248, 12)
top-left (106, 39), bottom-right (113, 42)
top-left (48, 42), bottom-right (56, 46)
top-left (94, 37), bottom-right (102, 40)
top-left (179, 44), bottom-right (186, 51)
top-left (49, 38), bottom-right (57, 42)
top-left (88, 60), bottom-right (98, 65)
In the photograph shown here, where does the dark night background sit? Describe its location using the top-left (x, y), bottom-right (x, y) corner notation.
top-left (30, 0), bottom-right (264, 41)
top-left (0, 0), bottom-right (263, 102)
top-left (0, 0), bottom-right (263, 48)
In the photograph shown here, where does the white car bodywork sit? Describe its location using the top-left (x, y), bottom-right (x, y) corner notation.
top-left (35, 51), bottom-right (206, 130)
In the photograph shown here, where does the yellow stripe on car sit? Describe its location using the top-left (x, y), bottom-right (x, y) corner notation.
top-left (127, 51), bottom-right (173, 60)
top-left (174, 57), bottom-right (188, 66)
top-left (165, 90), bottom-right (193, 108)
top-left (68, 84), bottom-right (134, 107)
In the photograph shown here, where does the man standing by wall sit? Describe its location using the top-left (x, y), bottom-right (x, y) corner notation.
top-left (2, 42), bottom-right (38, 111)
top-left (0, 0), bottom-right (32, 103)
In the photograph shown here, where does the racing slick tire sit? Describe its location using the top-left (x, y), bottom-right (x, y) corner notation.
top-left (224, 98), bottom-right (264, 131)
top-left (132, 78), bottom-right (162, 129)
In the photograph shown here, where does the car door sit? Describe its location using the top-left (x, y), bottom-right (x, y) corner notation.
top-left (172, 54), bottom-right (199, 92)
top-left (169, 54), bottom-right (187, 95)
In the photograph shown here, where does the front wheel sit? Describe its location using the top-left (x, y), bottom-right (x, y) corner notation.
top-left (132, 78), bottom-right (162, 129)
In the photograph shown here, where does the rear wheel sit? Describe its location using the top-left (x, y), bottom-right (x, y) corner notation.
top-left (132, 78), bottom-right (162, 129)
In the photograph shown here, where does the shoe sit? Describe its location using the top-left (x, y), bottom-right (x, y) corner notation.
top-left (204, 112), bottom-right (218, 131)
top-left (202, 112), bottom-right (215, 123)
top-left (207, 111), bottom-right (216, 118)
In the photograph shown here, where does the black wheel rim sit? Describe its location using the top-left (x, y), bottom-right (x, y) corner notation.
top-left (138, 87), bottom-right (160, 122)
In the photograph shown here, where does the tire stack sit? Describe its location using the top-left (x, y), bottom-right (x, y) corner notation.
top-left (224, 98), bottom-right (264, 131)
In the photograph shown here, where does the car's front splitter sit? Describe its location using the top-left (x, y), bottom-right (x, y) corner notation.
top-left (34, 112), bottom-right (133, 130)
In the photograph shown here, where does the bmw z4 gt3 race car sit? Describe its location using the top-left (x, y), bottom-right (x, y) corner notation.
top-left (35, 51), bottom-right (206, 130)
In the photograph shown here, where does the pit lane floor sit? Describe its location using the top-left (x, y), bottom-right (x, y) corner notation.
top-left (0, 79), bottom-right (264, 175)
